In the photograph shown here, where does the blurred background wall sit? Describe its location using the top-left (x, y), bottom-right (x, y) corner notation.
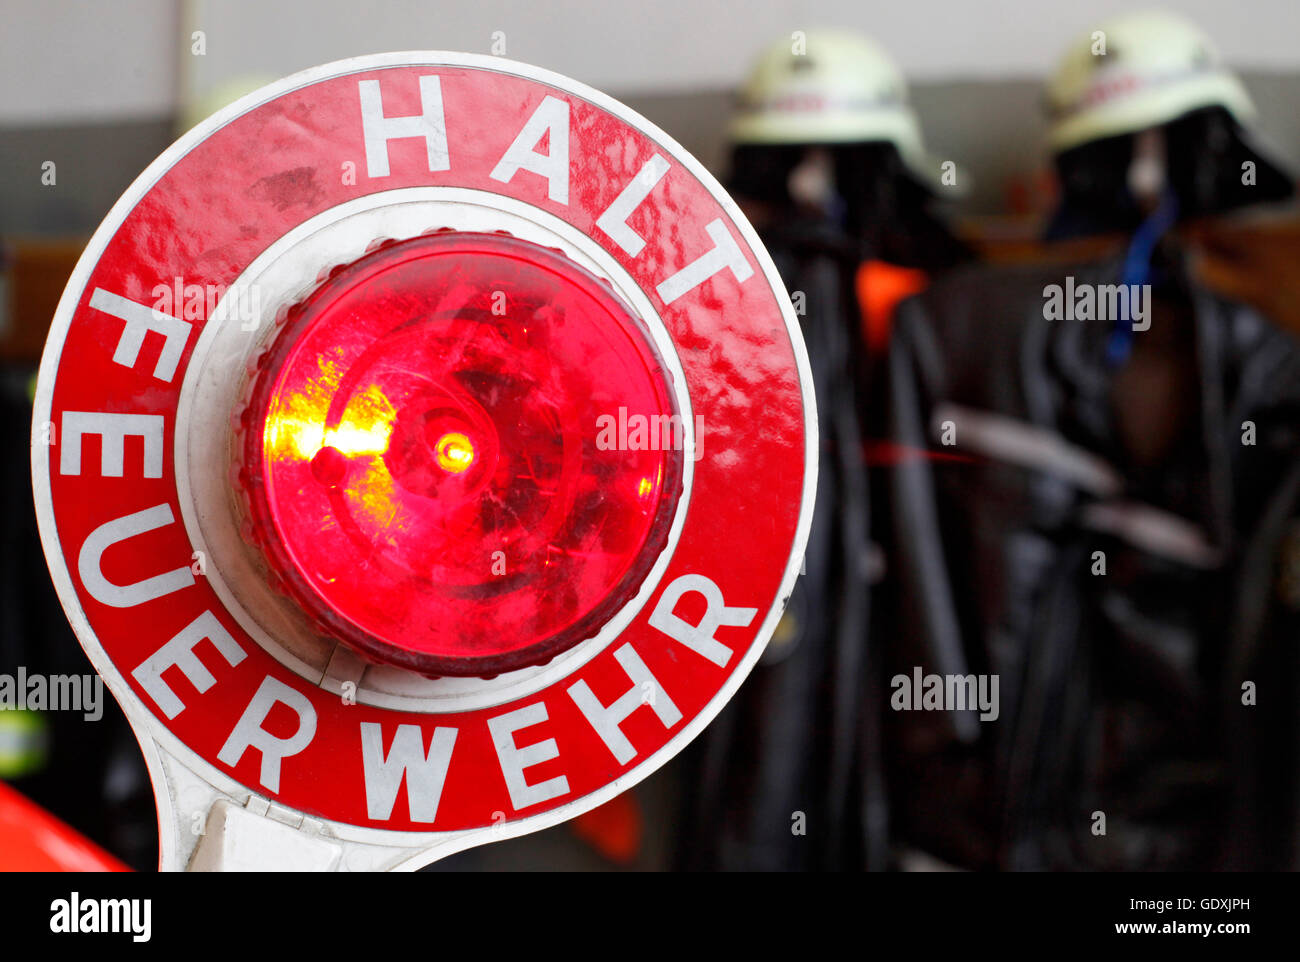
top-left (3, 0), bottom-right (1299, 237)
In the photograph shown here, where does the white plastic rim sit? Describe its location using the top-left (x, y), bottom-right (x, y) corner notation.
top-left (176, 186), bottom-right (698, 714)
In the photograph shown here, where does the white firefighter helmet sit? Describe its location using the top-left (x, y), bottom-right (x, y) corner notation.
top-left (1046, 10), bottom-right (1257, 152)
top-left (729, 29), bottom-right (949, 191)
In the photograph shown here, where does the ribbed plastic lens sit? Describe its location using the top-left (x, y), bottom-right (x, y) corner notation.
top-left (240, 232), bottom-right (684, 676)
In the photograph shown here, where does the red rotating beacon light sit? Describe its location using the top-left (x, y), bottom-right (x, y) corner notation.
top-left (238, 232), bottom-right (684, 677)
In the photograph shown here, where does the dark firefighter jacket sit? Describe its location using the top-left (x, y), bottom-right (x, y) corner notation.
top-left (881, 251), bottom-right (1300, 870)
top-left (674, 217), bottom-right (882, 870)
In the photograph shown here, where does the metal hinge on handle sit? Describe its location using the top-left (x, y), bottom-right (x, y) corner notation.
top-left (142, 726), bottom-right (432, 872)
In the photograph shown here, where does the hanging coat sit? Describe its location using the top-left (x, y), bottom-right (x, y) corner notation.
top-left (880, 247), bottom-right (1300, 869)
top-left (673, 217), bottom-right (881, 870)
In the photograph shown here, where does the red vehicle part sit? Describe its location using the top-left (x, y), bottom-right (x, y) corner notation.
top-left (0, 781), bottom-right (128, 871)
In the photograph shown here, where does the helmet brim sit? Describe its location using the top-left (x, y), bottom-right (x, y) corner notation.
top-left (1049, 70), bottom-right (1256, 152)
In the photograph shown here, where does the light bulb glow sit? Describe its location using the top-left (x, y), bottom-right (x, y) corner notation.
top-left (434, 432), bottom-right (475, 474)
